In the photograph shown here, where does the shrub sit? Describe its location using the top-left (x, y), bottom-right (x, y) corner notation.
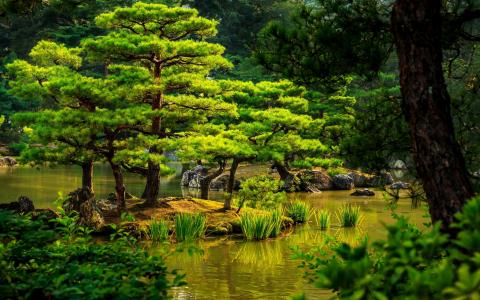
top-left (285, 200), bottom-right (312, 223)
top-left (295, 196), bottom-right (480, 299)
top-left (174, 213), bottom-right (206, 242)
top-left (149, 218), bottom-right (169, 242)
top-left (236, 175), bottom-right (286, 213)
top-left (240, 211), bottom-right (283, 240)
top-left (0, 211), bottom-right (185, 299)
top-left (315, 209), bottom-right (331, 230)
top-left (336, 204), bottom-right (362, 227)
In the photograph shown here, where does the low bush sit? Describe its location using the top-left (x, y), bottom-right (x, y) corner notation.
top-left (236, 176), bottom-right (286, 213)
top-left (175, 213), bottom-right (206, 242)
top-left (0, 211), bottom-right (185, 299)
top-left (286, 200), bottom-right (312, 223)
top-left (295, 196), bottom-right (480, 299)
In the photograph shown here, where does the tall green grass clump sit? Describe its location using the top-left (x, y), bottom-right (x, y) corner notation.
top-left (149, 218), bottom-right (169, 242)
top-left (336, 204), bottom-right (363, 227)
top-left (174, 213), bottom-right (206, 242)
top-left (315, 209), bottom-right (331, 230)
top-left (285, 200), bottom-right (311, 223)
top-left (240, 210), bottom-right (283, 240)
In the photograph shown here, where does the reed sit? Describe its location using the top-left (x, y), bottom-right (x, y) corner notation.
top-left (240, 211), bottom-right (282, 240)
top-left (285, 200), bottom-right (311, 223)
top-left (336, 204), bottom-right (363, 227)
top-left (149, 218), bottom-right (169, 242)
top-left (174, 213), bottom-right (206, 242)
top-left (315, 209), bottom-right (331, 230)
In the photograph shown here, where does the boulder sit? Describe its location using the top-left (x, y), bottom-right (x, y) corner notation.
top-left (210, 174), bottom-right (241, 191)
top-left (63, 188), bottom-right (105, 229)
top-left (390, 182), bottom-right (410, 190)
top-left (0, 156), bottom-right (17, 167)
top-left (297, 170), bottom-right (333, 191)
top-left (349, 171), bottom-right (394, 188)
top-left (0, 196), bottom-right (35, 213)
top-left (181, 165), bottom-right (208, 189)
top-left (332, 174), bottom-right (354, 190)
top-left (351, 189), bottom-right (375, 196)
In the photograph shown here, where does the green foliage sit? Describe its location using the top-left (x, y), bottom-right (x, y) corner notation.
top-left (336, 204), bottom-right (363, 227)
top-left (315, 209), bottom-right (331, 230)
top-left (297, 196), bottom-right (480, 299)
top-left (256, 0), bottom-right (391, 89)
top-left (0, 210), bottom-right (185, 299)
top-left (150, 218), bottom-right (170, 243)
top-left (236, 175), bottom-right (286, 212)
top-left (240, 210), bottom-right (282, 240)
top-left (174, 213), bottom-right (206, 242)
top-left (285, 200), bottom-right (312, 224)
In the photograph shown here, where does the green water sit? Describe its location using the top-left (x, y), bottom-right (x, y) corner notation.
top-left (0, 165), bottom-right (425, 299)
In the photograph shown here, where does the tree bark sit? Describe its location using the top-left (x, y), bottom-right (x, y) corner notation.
top-left (199, 160), bottom-right (226, 200)
top-left (143, 163), bottom-right (160, 206)
top-left (108, 159), bottom-right (126, 214)
top-left (224, 158), bottom-right (240, 210)
top-left (81, 160), bottom-right (94, 194)
top-left (391, 0), bottom-right (474, 233)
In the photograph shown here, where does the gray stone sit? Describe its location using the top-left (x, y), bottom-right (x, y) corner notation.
top-left (297, 170), bottom-right (333, 191)
top-left (0, 157), bottom-right (17, 167)
top-left (210, 174), bottom-right (241, 191)
top-left (332, 174), bottom-right (355, 190)
top-left (390, 182), bottom-right (410, 189)
top-left (351, 189), bottom-right (375, 196)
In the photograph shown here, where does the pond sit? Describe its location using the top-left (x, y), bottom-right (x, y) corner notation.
top-left (0, 165), bottom-right (425, 299)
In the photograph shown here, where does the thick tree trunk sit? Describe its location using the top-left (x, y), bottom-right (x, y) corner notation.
top-left (272, 162), bottom-right (293, 181)
top-left (391, 0), bottom-right (474, 232)
top-left (81, 160), bottom-right (94, 194)
top-left (143, 162), bottom-right (160, 206)
top-left (108, 160), bottom-right (126, 214)
top-left (224, 158), bottom-right (240, 210)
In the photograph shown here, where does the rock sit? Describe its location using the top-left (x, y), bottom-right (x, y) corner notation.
top-left (332, 174), bottom-right (355, 190)
top-left (349, 171), bottom-right (394, 188)
top-left (0, 196), bottom-right (35, 213)
top-left (351, 189), bottom-right (375, 196)
top-left (390, 182), bottom-right (410, 190)
top-left (96, 199), bottom-right (118, 217)
top-left (181, 165), bottom-right (208, 189)
top-left (297, 170), bottom-right (333, 191)
top-left (210, 174), bottom-right (241, 191)
top-left (0, 156), bottom-right (17, 167)
top-left (63, 188), bottom-right (105, 229)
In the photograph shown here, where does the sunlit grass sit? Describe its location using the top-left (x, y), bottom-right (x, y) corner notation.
top-left (174, 213), bottom-right (206, 242)
top-left (336, 204), bottom-right (363, 227)
top-left (149, 218), bottom-right (169, 242)
top-left (285, 200), bottom-right (312, 223)
top-left (315, 209), bottom-right (331, 230)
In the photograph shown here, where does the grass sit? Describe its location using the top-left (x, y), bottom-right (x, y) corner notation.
top-left (240, 210), bottom-right (283, 240)
top-left (174, 213), bottom-right (206, 242)
top-left (285, 200), bottom-right (312, 223)
top-left (315, 209), bottom-right (331, 230)
top-left (149, 218), bottom-right (169, 242)
top-left (336, 204), bottom-right (363, 227)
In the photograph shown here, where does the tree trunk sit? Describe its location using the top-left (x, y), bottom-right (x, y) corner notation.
top-left (272, 162), bottom-right (293, 181)
top-left (391, 0), bottom-right (474, 233)
top-left (81, 160), bottom-right (94, 194)
top-left (224, 158), bottom-right (240, 210)
top-left (143, 162), bottom-right (160, 206)
top-left (199, 160), bottom-right (226, 200)
top-left (108, 160), bottom-right (126, 214)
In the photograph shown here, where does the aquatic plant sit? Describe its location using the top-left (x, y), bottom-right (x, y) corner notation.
top-left (149, 218), bottom-right (169, 242)
top-left (240, 211), bottom-right (283, 240)
top-left (175, 213), bottom-right (206, 242)
top-left (315, 209), bottom-right (331, 230)
top-left (285, 200), bottom-right (312, 223)
top-left (336, 204), bottom-right (363, 227)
